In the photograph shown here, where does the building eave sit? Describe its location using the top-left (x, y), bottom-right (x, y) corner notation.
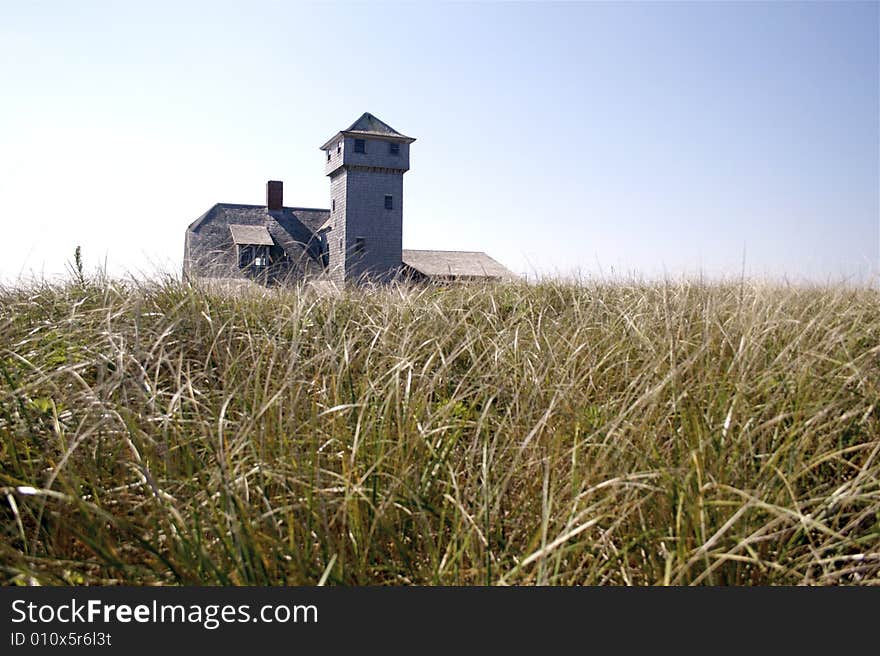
top-left (320, 130), bottom-right (416, 151)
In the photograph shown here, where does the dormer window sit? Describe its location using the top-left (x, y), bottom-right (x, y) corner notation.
top-left (354, 139), bottom-right (366, 153)
top-left (230, 225), bottom-right (273, 272)
top-left (238, 245), bottom-right (269, 269)
top-left (389, 143), bottom-right (400, 156)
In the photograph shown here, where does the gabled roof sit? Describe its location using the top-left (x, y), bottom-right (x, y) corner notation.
top-left (229, 224), bottom-right (273, 246)
top-left (187, 203), bottom-right (330, 276)
top-left (402, 250), bottom-right (517, 280)
top-left (321, 112), bottom-right (415, 150)
top-left (188, 203), bottom-right (330, 235)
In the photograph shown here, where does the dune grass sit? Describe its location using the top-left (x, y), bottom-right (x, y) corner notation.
top-left (0, 274), bottom-right (878, 585)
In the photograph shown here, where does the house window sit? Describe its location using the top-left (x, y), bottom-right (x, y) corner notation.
top-left (354, 139), bottom-right (366, 153)
top-left (384, 195), bottom-right (393, 210)
top-left (320, 233), bottom-right (329, 268)
top-left (238, 245), bottom-right (269, 269)
top-left (354, 237), bottom-right (365, 255)
top-left (389, 143), bottom-right (400, 156)
top-left (238, 245), bottom-right (251, 268)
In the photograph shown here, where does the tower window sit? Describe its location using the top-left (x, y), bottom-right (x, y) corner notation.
top-left (389, 143), bottom-right (400, 156)
top-left (332, 199), bottom-right (336, 212)
top-left (354, 237), bottom-right (366, 255)
top-left (384, 195), bottom-right (393, 210)
top-left (354, 139), bottom-right (366, 153)
top-left (337, 142), bottom-right (342, 154)
top-left (326, 150), bottom-right (331, 161)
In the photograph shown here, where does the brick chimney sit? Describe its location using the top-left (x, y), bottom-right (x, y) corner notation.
top-left (267, 180), bottom-right (283, 211)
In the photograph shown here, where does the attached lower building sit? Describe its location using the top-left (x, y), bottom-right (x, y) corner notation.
top-left (184, 112), bottom-right (516, 285)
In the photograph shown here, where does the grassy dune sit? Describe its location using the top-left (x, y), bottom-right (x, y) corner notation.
top-left (1, 276), bottom-right (878, 585)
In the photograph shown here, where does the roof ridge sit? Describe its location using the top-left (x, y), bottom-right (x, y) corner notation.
top-left (210, 202), bottom-right (329, 212)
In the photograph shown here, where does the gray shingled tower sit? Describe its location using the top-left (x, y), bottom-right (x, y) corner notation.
top-left (320, 112), bottom-right (416, 284)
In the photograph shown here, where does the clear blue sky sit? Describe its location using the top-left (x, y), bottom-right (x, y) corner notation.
top-left (1, 1), bottom-right (877, 282)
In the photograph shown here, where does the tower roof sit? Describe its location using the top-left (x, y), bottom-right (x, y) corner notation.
top-left (320, 112), bottom-right (415, 150)
top-left (344, 112), bottom-right (406, 137)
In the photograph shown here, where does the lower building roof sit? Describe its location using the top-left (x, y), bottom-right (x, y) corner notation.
top-left (402, 250), bottom-right (516, 280)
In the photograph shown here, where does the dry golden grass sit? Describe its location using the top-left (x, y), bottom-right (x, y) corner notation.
top-left (1, 275), bottom-right (878, 584)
